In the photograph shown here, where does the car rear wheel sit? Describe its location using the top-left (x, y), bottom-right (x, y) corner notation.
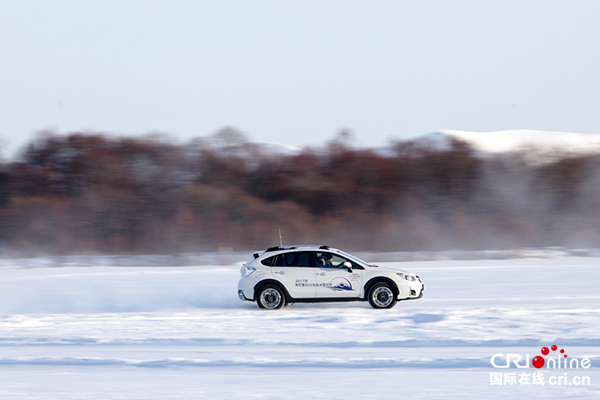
top-left (257, 284), bottom-right (286, 310)
top-left (368, 282), bottom-right (397, 309)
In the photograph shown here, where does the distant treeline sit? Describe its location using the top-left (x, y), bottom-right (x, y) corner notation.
top-left (1, 130), bottom-right (599, 255)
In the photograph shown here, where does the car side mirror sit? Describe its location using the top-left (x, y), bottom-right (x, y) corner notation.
top-left (343, 261), bottom-right (353, 273)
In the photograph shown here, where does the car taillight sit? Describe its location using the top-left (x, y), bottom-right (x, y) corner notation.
top-left (241, 266), bottom-right (256, 277)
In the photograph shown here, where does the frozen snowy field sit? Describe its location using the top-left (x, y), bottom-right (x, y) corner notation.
top-left (0, 255), bottom-right (598, 399)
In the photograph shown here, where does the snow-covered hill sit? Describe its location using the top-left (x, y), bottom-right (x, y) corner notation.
top-left (415, 130), bottom-right (600, 156)
top-left (194, 130), bottom-right (600, 159)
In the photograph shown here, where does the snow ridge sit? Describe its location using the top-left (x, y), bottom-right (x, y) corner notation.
top-left (424, 129), bottom-right (600, 155)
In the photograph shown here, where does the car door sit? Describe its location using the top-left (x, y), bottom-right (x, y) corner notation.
top-left (314, 252), bottom-right (363, 298)
top-left (268, 251), bottom-right (316, 299)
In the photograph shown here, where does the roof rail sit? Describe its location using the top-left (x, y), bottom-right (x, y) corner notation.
top-left (265, 246), bottom-right (282, 252)
top-left (264, 245), bottom-right (330, 253)
top-left (265, 245), bottom-right (298, 252)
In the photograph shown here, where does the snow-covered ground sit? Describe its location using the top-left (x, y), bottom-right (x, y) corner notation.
top-left (0, 255), bottom-right (598, 399)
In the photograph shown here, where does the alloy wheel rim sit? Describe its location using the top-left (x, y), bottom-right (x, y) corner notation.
top-left (260, 288), bottom-right (282, 309)
top-left (372, 286), bottom-right (393, 307)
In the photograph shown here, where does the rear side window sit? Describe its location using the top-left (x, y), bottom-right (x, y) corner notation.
top-left (261, 254), bottom-right (286, 266)
top-left (261, 252), bottom-right (314, 267)
top-left (261, 255), bottom-right (277, 266)
top-left (272, 255), bottom-right (285, 266)
top-left (283, 251), bottom-right (313, 267)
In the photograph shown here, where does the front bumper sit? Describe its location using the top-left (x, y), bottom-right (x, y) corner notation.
top-left (403, 285), bottom-right (424, 300)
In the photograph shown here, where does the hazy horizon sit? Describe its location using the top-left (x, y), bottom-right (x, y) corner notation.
top-left (2, 1), bottom-right (600, 157)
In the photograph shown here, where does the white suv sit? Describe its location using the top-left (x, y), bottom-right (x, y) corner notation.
top-left (238, 245), bottom-right (424, 310)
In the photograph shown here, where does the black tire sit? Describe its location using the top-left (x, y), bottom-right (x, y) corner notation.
top-left (368, 282), bottom-right (397, 309)
top-left (256, 284), bottom-right (286, 310)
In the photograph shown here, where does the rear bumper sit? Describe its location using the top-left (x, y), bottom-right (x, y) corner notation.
top-left (238, 289), bottom-right (253, 301)
top-left (238, 277), bottom-right (256, 301)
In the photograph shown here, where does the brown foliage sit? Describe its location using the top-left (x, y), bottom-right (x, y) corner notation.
top-left (0, 131), bottom-right (599, 255)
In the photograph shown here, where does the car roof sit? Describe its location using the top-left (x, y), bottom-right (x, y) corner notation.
top-left (252, 245), bottom-right (339, 259)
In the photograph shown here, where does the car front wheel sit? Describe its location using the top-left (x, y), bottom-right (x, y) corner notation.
top-left (368, 282), bottom-right (397, 309)
top-left (257, 284), bottom-right (286, 310)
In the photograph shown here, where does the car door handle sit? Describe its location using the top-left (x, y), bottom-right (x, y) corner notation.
top-left (273, 270), bottom-right (285, 275)
top-left (316, 272), bottom-right (326, 276)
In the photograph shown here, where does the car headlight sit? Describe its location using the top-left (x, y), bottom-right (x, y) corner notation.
top-left (241, 266), bottom-right (256, 277)
top-left (397, 272), bottom-right (416, 281)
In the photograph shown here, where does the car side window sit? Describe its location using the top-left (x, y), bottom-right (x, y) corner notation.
top-left (260, 255), bottom-right (276, 266)
top-left (315, 252), bottom-right (363, 270)
top-left (271, 254), bottom-right (285, 266)
top-left (282, 251), bottom-right (314, 267)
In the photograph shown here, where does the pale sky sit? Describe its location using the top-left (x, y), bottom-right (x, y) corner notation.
top-left (1, 0), bottom-right (599, 157)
